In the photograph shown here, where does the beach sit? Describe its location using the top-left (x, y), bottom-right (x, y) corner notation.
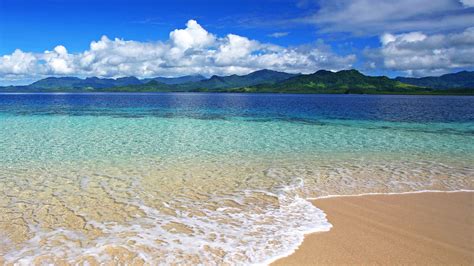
top-left (273, 191), bottom-right (474, 265)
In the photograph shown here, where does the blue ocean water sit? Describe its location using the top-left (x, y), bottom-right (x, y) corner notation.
top-left (1, 93), bottom-right (473, 163)
top-left (0, 93), bottom-right (473, 264)
top-left (1, 93), bottom-right (473, 122)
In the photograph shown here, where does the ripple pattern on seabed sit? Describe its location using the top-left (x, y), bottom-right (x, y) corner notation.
top-left (0, 158), bottom-right (472, 264)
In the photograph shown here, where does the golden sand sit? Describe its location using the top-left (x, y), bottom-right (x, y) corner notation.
top-left (273, 191), bottom-right (474, 265)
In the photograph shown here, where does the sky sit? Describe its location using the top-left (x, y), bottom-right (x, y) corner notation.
top-left (1, 0), bottom-right (474, 85)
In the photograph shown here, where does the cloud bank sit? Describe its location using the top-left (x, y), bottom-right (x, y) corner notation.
top-left (366, 27), bottom-right (474, 76)
top-left (0, 20), bottom-right (355, 83)
top-left (292, 0), bottom-right (474, 76)
top-left (304, 0), bottom-right (474, 35)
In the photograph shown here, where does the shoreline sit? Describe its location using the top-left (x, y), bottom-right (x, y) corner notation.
top-left (309, 189), bottom-right (474, 200)
top-left (272, 190), bottom-right (474, 265)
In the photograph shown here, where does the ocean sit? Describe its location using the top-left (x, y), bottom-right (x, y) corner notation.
top-left (0, 93), bottom-right (473, 264)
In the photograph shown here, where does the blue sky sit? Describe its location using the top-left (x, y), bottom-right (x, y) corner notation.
top-left (1, 0), bottom-right (474, 84)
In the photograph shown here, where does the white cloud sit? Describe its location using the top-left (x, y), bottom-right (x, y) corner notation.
top-left (42, 45), bottom-right (75, 74)
top-left (302, 0), bottom-right (474, 35)
top-left (381, 32), bottom-right (426, 45)
top-left (268, 32), bottom-right (289, 38)
top-left (460, 0), bottom-right (474, 7)
top-left (0, 49), bottom-right (37, 75)
top-left (0, 20), bottom-right (355, 83)
top-left (214, 34), bottom-right (258, 65)
top-left (169, 20), bottom-right (216, 50)
top-left (366, 27), bottom-right (474, 76)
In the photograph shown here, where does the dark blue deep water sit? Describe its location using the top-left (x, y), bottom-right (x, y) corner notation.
top-left (1, 93), bottom-right (473, 123)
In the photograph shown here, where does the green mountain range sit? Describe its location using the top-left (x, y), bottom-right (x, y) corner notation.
top-left (142, 75), bottom-right (206, 85)
top-left (1, 69), bottom-right (473, 95)
top-left (30, 76), bottom-right (142, 89)
top-left (395, 71), bottom-right (474, 89)
top-left (188, 69), bottom-right (297, 90)
top-left (234, 70), bottom-right (418, 94)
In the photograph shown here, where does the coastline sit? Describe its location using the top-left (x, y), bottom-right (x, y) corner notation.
top-left (272, 191), bottom-right (474, 265)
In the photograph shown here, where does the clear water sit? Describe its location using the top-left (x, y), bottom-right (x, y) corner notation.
top-left (0, 93), bottom-right (473, 264)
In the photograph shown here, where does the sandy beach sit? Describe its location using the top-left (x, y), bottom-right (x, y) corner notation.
top-left (273, 191), bottom-right (473, 265)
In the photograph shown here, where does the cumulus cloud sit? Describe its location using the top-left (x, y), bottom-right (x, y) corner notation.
top-left (0, 49), bottom-right (37, 76)
top-left (0, 20), bottom-right (355, 83)
top-left (169, 20), bottom-right (215, 50)
top-left (302, 0), bottom-right (474, 35)
top-left (365, 27), bottom-right (474, 76)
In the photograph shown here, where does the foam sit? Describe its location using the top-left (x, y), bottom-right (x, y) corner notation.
top-left (310, 189), bottom-right (474, 200)
top-left (2, 177), bottom-right (332, 265)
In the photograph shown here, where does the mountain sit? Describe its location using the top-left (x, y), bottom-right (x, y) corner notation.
top-left (177, 69), bottom-right (297, 90)
top-left (108, 69), bottom-right (297, 92)
top-left (143, 75), bottom-right (206, 85)
top-left (396, 71), bottom-right (474, 89)
top-left (30, 77), bottom-right (83, 89)
top-left (1, 69), bottom-right (472, 94)
top-left (29, 76), bottom-right (142, 90)
top-left (81, 76), bottom-right (142, 88)
top-left (28, 75), bottom-right (203, 89)
top-left (104, 80), bottom-right (175, 92)
top-left (9, 70), bottom-right (293, 91)
top-left (238, 69), bottom-right (419, 94)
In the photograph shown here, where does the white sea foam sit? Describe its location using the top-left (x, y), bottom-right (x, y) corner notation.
top-left (310, 189), bottom-right (474, 200)
top-left (2, 177), bottom-right (332, 265)
top-left (4, 189), bottom-right (473, 265)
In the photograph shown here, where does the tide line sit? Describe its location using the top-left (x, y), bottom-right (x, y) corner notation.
top-left (309, 189), bottom-right (474, 200)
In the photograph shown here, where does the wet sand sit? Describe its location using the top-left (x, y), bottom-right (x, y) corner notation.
top-left (273, 191), bottom-right (473, 265)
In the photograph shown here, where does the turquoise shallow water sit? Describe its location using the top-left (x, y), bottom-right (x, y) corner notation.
top-left (0, 93), bottom-right (473, 264)
top-left (1, 113), bottom-right (472, 165)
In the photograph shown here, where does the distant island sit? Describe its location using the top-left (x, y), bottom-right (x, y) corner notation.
top-left (1, 69), bottom-right (473, 95)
